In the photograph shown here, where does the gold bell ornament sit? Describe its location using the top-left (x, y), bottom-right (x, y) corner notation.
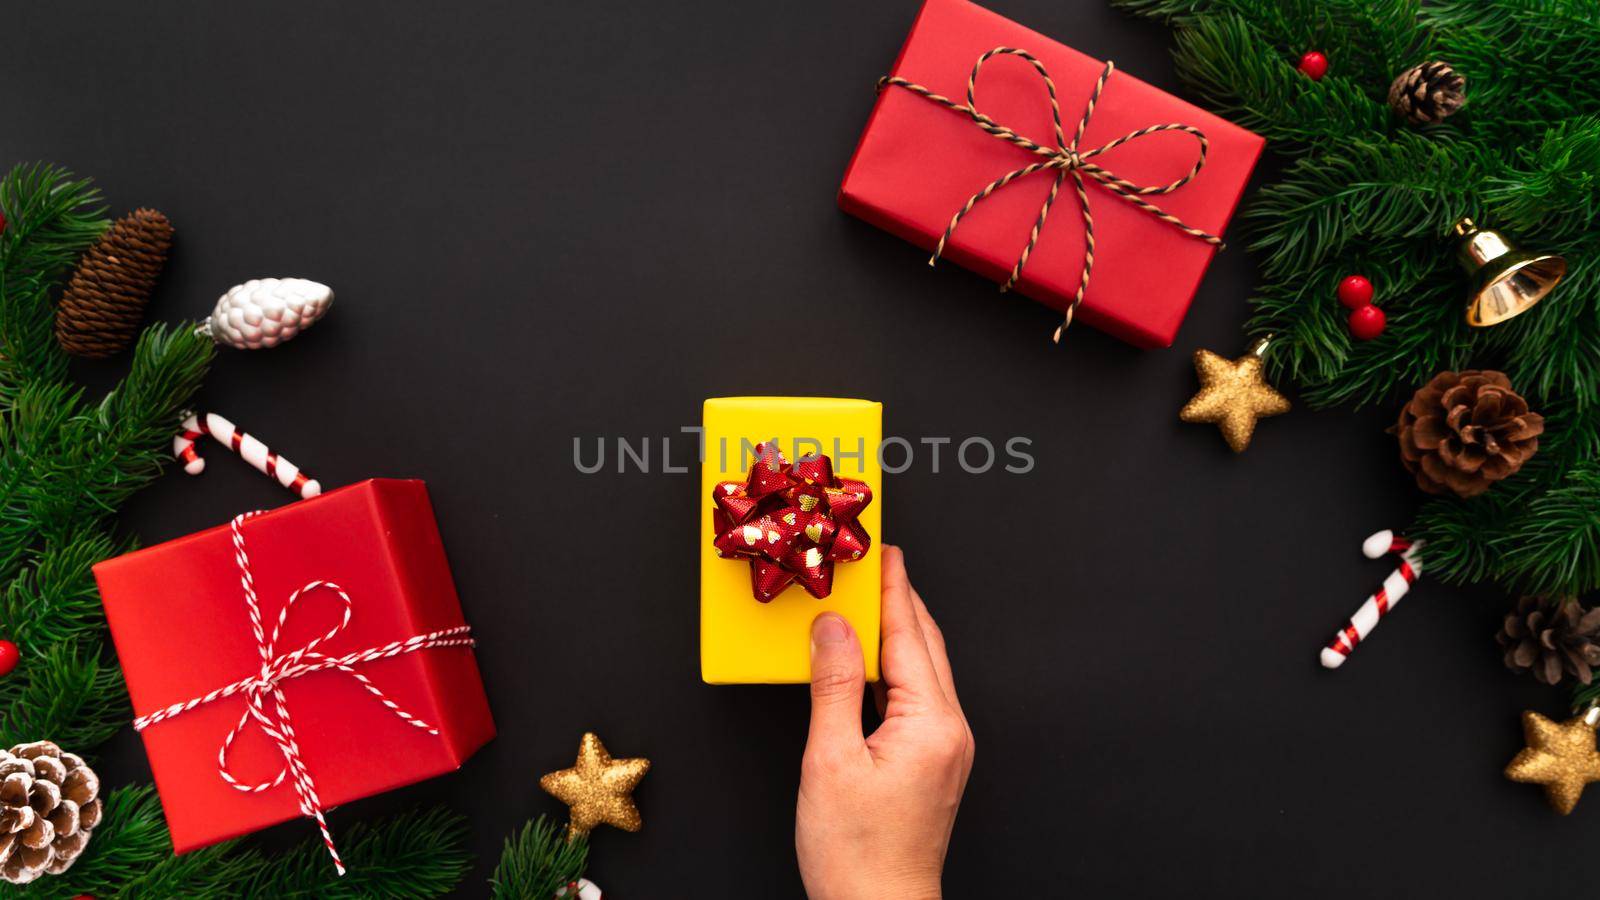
top-left (1453, 217), bottom-right (1567, 327)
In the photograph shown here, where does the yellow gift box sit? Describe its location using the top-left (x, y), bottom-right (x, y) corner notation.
top-left (700, 397), bottom-right (882, 684)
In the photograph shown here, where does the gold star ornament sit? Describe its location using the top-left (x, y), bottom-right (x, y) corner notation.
top-left (1180, 337), bottom-right (1291, 452)
top-left (1505, 709), bottom-right (1600, 814)
top-left (540, 732), bottom-right (650, 835)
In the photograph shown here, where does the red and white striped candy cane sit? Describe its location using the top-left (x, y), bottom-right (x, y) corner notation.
top-left (174, 412), bottom-right (321, 499)
top-left (1320, 530), bottom-right (1424, 669)
top-left (555, 879), bottom-right (602, 900)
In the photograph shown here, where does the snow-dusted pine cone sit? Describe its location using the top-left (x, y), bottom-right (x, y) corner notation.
top-left (0, 741), bottom-right (102, 885)
top-left (201, 278), bottom-right (333, 350)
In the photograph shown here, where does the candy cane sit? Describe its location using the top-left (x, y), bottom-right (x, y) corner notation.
top-left (174, 412), bottom-right (322, 499)
top-left (1320, 530), bottom-right (1424, 669)
top-left (555, 879), bottom-right (602, 900)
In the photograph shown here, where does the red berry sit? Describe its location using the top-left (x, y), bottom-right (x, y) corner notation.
top-left (1337, 275), bottom-right (1374, 309)
top-left (1348, 304), bottom-right (1386, 340)
top-left (1298, 50), bottom-right (1328, 81)
top-left (0, 640), bottom-right (17, 678)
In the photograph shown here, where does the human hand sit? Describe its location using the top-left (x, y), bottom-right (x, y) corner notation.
top-left (795, 546), bottom-right (974, 900)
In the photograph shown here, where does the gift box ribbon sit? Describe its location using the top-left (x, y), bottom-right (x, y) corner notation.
top-left (711, 443), bottom-right (873, 602)
top-left (131, 511), bottom-right (475, 875)
top-left (880, 47), bottom-right (1224, 342)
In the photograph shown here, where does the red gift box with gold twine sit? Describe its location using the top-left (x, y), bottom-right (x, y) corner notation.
top-left (838, 0), bottom-right (1265, 348)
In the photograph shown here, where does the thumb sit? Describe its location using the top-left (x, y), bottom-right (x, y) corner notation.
top-left (806, 612), bottom-right (865, 749)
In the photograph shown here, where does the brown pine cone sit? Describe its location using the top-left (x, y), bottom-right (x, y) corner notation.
top-left (0, 741), bottom-right (102, 885)
top-left (1498, 595), bottom-right (1600, 686)
top-left (1388, 61), bottom-right (1466, 125)
top-left (54, 208), bottom-right (174, 358)
top-left (1393, 370), bottom-right (1542, 497)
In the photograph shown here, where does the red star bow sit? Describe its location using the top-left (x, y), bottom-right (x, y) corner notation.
top-left (711, 443), bottom-right (873, 601)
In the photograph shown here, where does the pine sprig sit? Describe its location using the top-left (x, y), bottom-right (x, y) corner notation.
top-left (0, 163), bottom-right (107, 282)
top-left (1, 526), bottom-right (119, 647)
top-left (0, 641), bottom-right (129, 751)
top-left (0, 787), bottom-right (471, 900)
top-left (1123, 0), bottom-right (1426, 108)
top-left (1244, 135), bottom-right (1487, 284)
top-left (1482, 115), bottom-right (1600, 235)
top-left (0, 323), bottom-right (213, 749)
top-left (235, 806), bottom-right (472, 899)
top-left (1168, 13), bottom-right (1392, 146)
top-left (1495, 468), bottom-right (1600, 592)
top-left (1431, 0), bottom-right (1600, 131)
top-left (490, 816), bottom-right (589, 900)
top-left (0, 163), bottom-right (106, 408)
top-left (53, 323), bottom-right (213, 521)
top-left (1110, 2), bottom-right (1600, 610)
top-left (1, 786), bottom-right (253, 900)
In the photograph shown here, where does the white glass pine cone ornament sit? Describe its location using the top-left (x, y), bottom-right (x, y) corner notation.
top-left (200, 277), bottom-right (332, 350)
top-left (0, 741), bottom-right (103, 885)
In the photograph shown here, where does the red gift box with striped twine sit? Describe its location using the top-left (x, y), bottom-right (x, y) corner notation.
top-left (131, 511), bottom-right (475, 874)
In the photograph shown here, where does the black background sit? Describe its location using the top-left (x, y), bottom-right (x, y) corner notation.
top-left (3, 1), bottom-right (1574, 897)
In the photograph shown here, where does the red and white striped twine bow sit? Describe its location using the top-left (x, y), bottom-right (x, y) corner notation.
top-left (879, 48), bottom-right (1223, 343)
top-left (131, 511), bottom-right (475, 875)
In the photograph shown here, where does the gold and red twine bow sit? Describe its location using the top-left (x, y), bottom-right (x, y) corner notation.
top-left (712, 443), bottom-right (872, 601)
top-left (131, 512), bottom-right (474, 875)
top-left (880, 47), bottom-right (1224, 342)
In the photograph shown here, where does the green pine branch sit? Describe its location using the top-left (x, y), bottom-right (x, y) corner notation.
top-left (1430, 0), bottom-right (1600, 132)
top-left (233, 806), bottom-right (472, 899)
top-left (1414, 457), bottom-right (1600, 598)
top-left (0, 163), bottom-right (105, 408)
top-left (1110, 0), bottom-right (1600, 644)
top-left (0, 787), bottom-right (471, 900)
top-left (0, 163), bottom-right (215, 751)
top-left (1116, 0), bottom-right (1600, 415)
top-left (490, 816), bottom-right (589, 900)
top-left (1166, 12), bottom-right (1393, 146)
top-left (1119, 0), bottom-right (1426, 134)
top-left (0, 785), bottom-right (254, 900)
top-left (0, 525), bottom-right (118, 648)
top-left (0, 323), bottom-right (213, 750)
top-left (0, 641), bottom-right (128, 752)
